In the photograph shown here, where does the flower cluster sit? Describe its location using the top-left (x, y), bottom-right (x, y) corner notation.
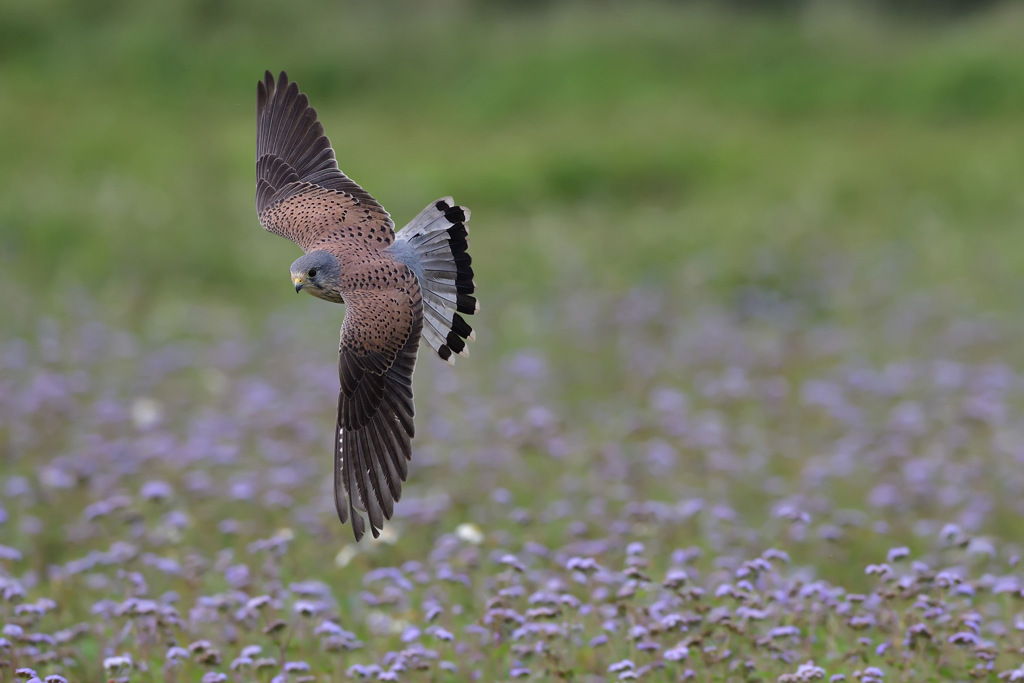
top-left (3, 290), bottom-right (1024, 679)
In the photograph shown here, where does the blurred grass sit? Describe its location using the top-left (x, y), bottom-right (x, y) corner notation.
top-left (6, 5), bottom-right (1024, 676)
top-left (2, 0), bottom-right (1024, 350)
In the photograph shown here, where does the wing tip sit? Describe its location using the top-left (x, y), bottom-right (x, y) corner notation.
top-left (351, 508), bottom-right (365, 541)
top-left (258, 70), bottom-right (292, 101)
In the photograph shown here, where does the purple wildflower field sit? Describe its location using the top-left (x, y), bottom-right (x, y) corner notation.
top-left (4, 287), bottom-right (1024, 683)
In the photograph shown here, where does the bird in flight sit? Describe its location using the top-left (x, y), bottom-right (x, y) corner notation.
top-left (255, 71), bottom-right (477, 540)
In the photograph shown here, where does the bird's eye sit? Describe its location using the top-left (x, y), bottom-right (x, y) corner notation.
top-left (308, 268), bottom-right (318, 278)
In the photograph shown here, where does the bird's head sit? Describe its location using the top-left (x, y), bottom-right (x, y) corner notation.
top-left (290, 251), bottom-right (341, 299)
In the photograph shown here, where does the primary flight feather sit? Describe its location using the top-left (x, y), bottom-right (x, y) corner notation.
top-left (255, 70), bottom-right (478, 541)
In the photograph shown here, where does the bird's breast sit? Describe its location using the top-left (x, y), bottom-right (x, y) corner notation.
top-left (309, 287), bottom-right (346, 304)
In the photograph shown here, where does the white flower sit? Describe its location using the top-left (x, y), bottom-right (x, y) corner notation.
top-left (335, 545), bottom-right (358, 568)
top-left (369, 524), bottom-right (399, 545)
top-left (455, 523), bottom-right (484, 545)
top-left (131, 397), bottom-right (162, 429)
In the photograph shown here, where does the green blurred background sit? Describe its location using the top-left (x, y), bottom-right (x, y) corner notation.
top-left (2, 0), bottom-right (1024, 348)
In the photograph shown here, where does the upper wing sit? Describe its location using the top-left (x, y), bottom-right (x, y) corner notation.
top-left (256, 71), bottom-right (394, 252)
top-left (334, 286), bottom-right (423, 540)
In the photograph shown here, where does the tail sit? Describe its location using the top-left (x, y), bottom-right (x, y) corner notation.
top-left (392, 197), bottom-right (478, 364)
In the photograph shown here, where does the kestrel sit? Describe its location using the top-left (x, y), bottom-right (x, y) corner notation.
top-left (255, 71), bottom-right (477, 541)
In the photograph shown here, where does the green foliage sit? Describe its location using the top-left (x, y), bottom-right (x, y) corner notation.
top-left (3, 1), bottom-right (1024, 341)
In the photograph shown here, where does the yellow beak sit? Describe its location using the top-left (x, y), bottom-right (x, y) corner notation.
top-left (293, 275), bottom-right (304, 293)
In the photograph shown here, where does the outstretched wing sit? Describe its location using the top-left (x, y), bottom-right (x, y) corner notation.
top-left (256, 70), bottom-right (394, 252)
top-left (335, 285), bottom-right (423, 540)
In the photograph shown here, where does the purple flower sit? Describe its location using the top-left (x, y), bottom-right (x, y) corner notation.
top-left (315, 621), bottom-right (345, 636)
top-left (865, 564), bottom-right (893, 579)
top-left (566, 556), bottom-right (599, 573)
top-left (769, 625), bottom-right (801, 639)
top-left (166, 646), bottom-right (189, 661)
top-left (0, 545), bottom-right (23, 562)
top-left (714, 583), bottom-right (735, 598)
top-left (663, 568), bottom-right (689, 588)
top-left (188, 640), bottom-right (212, 654)
top-left (241, 644), bottom-right (263, 657)
top-left (294, 600), bottom-right (321, 616)
top-left (103, 656), bottom-right (132, 672)
top-left (14, 603), bottom-right (43, 617)
top-left (230, 657), bottom-right (253, 670)
top-left (665, 645), bottom-right (688, 661)
top-left (140, 480), bottom-right (173, 501)
top-left (762, 548), bottom-right (790, 563)
top-left (608, 660), bottom-right (635, 673)
top-left (426, 626), bottom-right (454, 642)
top-left (423, 601), bottom-right (443, 622)
top-left (224, 564), bottom-right (250, 587)
top-left (218, 519), bottom-right (241, 534)
top-left (948, 632), bottom-right (978, 645)
top-left (499, 554), bottom-right (526, 572)
top-left (886, 547), bottom-right (910, 563)
top-left (245, 594), bottom-right (272, 611)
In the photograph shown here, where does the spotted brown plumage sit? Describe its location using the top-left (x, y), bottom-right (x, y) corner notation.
top-left (256, 71), bottom-right (393, 252)
top-left (255, 70), bottom-right (477, 540)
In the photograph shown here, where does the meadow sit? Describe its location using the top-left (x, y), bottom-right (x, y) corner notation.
top-left (4, 1), bottom-right (1024, 680)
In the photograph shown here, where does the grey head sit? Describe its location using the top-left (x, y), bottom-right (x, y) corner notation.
top-left (290, 250), bottom-right (343, 302)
